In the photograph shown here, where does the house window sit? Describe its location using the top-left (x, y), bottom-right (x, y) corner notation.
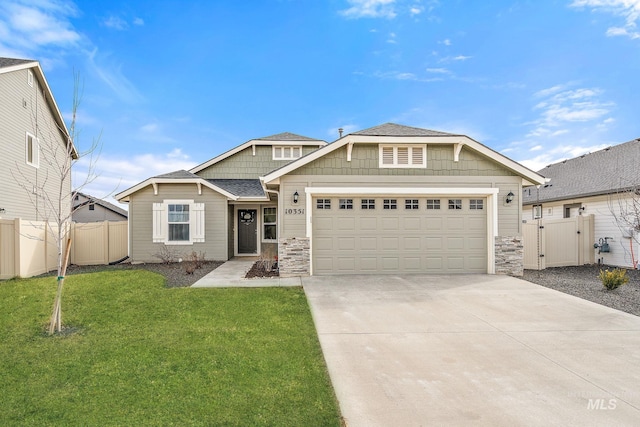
top-left (405, 199), bottom-right (419, 210)
top-left (533, 204), bottom-right (542, 219)
top-left (469, 199), bottom-right (484, 210)
top-left (28, 70), bottom-right (34, 87)
top-left (263, 207), bottom-right (277, 242)
top-left (448, 199), bottom-right (462, 210)
top-left (361, 199), bottom-right (375, 210)
top-left (379, 144), bottom-right (426, 168)
top-left (273, 146), bottom-right (302, 160)
top-left (168, 204), bottom-right (190, 241)
top-left (339, 199), bottom-right (353, 210)
top-left (89, 204), bottom-right (95, 211)
top-left (26, 132), bottom-right (39, 167)
top-left (426, 199), bottom-right (441, 210)
top-left (317, 199), bottom-right (331, 209)
top-left (152, 200), bottom-right (205, 244)
top-left (383, 199), bottom-right (397, 210)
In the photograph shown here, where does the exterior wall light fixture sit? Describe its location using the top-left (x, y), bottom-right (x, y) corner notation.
top-left (293, 191), bottom-right (299, 204)
top-left (506, 191), bottom-right (515, 204)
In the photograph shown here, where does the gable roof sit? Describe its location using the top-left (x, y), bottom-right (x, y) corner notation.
top-left (352, 122), bottom-right (457, 137)
top-left (74, 192), bottom-right (128, 218)
top-left (115, 171), bottom-right (270, 202)
top-left (523, 138), bottom-right (640, 205)
top-left (190, 132), bottom-right (327, 173)
top-left (208, 179), bottom-right (266, 197)
top-left (262, 123), bottom-right (546, 186)
top-left (0, 57), bottom-right (77, 159)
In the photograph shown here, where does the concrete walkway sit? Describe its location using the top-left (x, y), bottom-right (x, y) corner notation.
top-left (303, 274), bottom-right (640, 427)
top-left (191, 258), bottom-right (302, 287)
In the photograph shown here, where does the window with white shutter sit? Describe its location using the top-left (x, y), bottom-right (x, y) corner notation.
top-left (153, 200), bottom-right (204, 244)
top-left (379, 144), bottom-right (426, 168)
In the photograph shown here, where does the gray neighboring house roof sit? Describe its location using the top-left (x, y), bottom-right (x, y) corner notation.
top-left (352, 122), bottom-right (458, 137)
top-left (0, 57), bottom-right (35, 68)
top-left (74, 192), bottom-right (128, 218)
top-left (208, 179), bottom-right (265, 197)
top-left (523, 138), bottom-right (640, 205)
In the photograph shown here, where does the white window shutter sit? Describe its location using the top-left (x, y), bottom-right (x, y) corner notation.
top-left (382, 147), bottom-right (394, 165)
top-left (397, 147), bottom-right (409, 165)
top-left (192, 203), bottom-right (205, 243)
top-left (411, 146), bottom-right (424, 165)
top-left (152, 203), bottom-right (166, 242)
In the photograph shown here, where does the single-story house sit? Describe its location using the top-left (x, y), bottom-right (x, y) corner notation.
top-left (72, 192), bottom-right (128, 222)
top-left (523, 138), bottom-right (640, 269)
top-left (116, 123), bottom-right (545, 276)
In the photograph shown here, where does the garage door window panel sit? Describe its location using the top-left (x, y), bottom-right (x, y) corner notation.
top-left (470, 199), bottom-right (484, 210)
top-left (316, 199), bottom-right (331, 209)
top-left (426, 199), bottom-right (441, 210)
top-left (448, 199), bottom-right (462, 210)
top-left (383, 199), bottom-right (397, 210)
top-left (405, 199), bottom-right (419, 210)
top-left (339, 199), bottom-right (353, 210)
top-left (361, 199), bottom-right (375, 210)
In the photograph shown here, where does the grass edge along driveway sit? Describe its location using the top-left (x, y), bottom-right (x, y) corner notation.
top-left (0, 270), bottom-right (341, 426)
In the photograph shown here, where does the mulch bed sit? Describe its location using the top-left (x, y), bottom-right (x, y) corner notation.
top-left (245, 261), bottom-right (279, 279)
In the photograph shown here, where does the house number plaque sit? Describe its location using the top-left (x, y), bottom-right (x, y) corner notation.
top-left (285, 208), bottom-right (305, 215)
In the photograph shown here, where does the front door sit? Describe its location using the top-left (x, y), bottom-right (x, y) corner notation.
top-left (238, 209), bottom-right (257, 254)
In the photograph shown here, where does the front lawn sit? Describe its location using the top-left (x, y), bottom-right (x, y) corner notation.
top-left (0, 270), bottom-right (341, 426)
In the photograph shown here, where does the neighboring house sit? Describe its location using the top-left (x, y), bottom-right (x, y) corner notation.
top-left (116, 123), bottom-right (545, 276)
top-left (72, 192), bottom-right (128, 223)
top-left (522, 138), bottom-right (640, 268)
top-left (0, 57), bottom-right (77, 222)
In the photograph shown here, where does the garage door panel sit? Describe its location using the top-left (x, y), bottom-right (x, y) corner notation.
top-left (312, 196), bottom-right (487, 275)
top-left (338, 237), bottom-right (355, 250)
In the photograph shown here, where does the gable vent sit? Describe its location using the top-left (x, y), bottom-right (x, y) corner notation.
top-left (382, 147), bottom-right (394, 165)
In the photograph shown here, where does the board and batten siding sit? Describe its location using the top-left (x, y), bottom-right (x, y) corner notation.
top-left (0, 67), bottom-right (72, 222)
top-left (279, 174), bottom-right (523, 239)
top-left (196, 145), bottom-right (318, 179)
top-left (128, 184), bottom-right (228, 262)
top-left (523, 193), bottom-right (640, 268)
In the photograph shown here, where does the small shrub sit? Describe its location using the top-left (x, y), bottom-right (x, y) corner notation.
top-left (152, 246), bottom-right (181, 264)
top-left (599, 268), bottom-right (629, 290)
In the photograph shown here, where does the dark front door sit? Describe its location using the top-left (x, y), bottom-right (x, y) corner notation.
top-left (238, 209), bottom-right (257, 254)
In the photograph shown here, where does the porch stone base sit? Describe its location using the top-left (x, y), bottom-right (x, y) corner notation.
top-left (495, 236), bottom-right (524, 276)
top-left (278, 237), bottom-right (310, 277)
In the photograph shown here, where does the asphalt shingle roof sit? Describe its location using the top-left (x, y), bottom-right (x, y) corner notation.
top-left (74, 192), bottom-right (128, 218)
top-left (351, 122), bottom-right (458, 137)
top-left (0, 57), bottom-right (34, 69)
top-left (255, 132), bottom-right (323, 142)
top-left (153, 170), bottom-right (200, 179)
top-left (523, 138), bottom-right (640, 204)
top-left (208, 179), bottom-right (265, 197)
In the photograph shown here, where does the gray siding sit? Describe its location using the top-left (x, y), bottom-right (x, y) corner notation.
top-left (0, 67), bottom-right (72, 221)
top-left (196, 145), bottom-right (318, 179)
top-left (128, 184), bottom-right (228, 262)
top-left (290, 144), bottom-right (513, 176)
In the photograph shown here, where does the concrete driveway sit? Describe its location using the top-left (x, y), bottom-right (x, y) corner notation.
top-left (302, 274), bottom-right (640, 426)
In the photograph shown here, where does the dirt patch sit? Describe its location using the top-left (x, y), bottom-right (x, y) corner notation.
top-left (245, 261), bottom-right (279, 279)
top-left (522, 265), bottom-right (640, 316)
top-left (55, 260), bottom-right (224, 288)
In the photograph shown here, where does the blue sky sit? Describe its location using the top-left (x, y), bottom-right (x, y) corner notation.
top-left (2, 0), bottom-right (640, 205)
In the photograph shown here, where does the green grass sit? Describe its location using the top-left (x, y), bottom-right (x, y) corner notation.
top-left (0, 271), bottom-right (341, 426)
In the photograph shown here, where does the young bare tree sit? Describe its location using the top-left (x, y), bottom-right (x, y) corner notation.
top-left (11, 71), bottom-right (101, 334)
top-left (610, 186), bottom-right (640, 268)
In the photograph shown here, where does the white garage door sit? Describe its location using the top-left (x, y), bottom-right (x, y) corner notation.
top-left (312, 196), bottom-right (487, 275)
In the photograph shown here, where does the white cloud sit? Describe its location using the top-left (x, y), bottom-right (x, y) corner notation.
top-left (103, 15), bottom-right (128, 30)
top-left (530, 145), bottom-right (543, 151)
top-left (410, 6), bottom-right (423, 16)
top-left (0, 0), bottom-right (81, 60)
top-left (426, 67), bottom-right (450, 74)
top-left (519, 143), bottom-right (610, 171)
top-left (438, 55), bottom-right (472, 63)
top-left (530, 84), bottom-right (613, 129)
top-left (133, 17), bottom-right (144, 26)
top-left (570, 0), bottom-right (640, 39)
top-left (441, 38), bottom-right (452, 46)
top-left (387, 32), bottom-right (397, 43)
top-left (339, 0), bottom-right (397, 19)
top-left (87, 49), bottom-right (144, 104)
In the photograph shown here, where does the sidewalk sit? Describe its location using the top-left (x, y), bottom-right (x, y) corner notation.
top-left (191, 258), bottom-right (302, 287)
